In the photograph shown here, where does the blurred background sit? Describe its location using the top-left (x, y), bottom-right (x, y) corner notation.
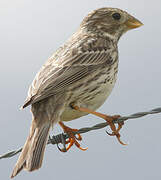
top-left (0, 0), bottom-right (161, 179)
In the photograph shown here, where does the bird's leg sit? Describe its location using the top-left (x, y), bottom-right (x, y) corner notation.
top-left (58, 121), bottom-right (88, 152)
top-left (72, 105), bottom-right (126, 145)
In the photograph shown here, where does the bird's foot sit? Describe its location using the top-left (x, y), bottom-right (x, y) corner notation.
top-left (71, 104), bottom-right (126, 145)
top-left (58, 121), bottom-right (88, 152)
top-left (105, 115), bottom-right (127, 145)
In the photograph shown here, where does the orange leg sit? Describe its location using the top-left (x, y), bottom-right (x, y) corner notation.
top-left (58, 121), bottom-right (88, 152)
top-left (72, 105), bottom-right (126, 145)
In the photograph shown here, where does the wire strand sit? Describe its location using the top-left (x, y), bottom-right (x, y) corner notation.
top-left (0, 107), bottom-right (161, 159)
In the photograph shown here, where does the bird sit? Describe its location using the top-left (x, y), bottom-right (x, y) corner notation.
top-left (11, 7), bottom-right (143, 178)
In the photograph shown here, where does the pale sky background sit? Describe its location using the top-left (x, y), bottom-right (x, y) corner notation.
top-left (0, 0), bottom-right (161, 180)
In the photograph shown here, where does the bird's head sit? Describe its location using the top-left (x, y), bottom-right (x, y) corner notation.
top-left (81, 7), bottom-right (143, 40)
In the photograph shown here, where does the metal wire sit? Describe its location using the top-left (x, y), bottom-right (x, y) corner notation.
top-left (0, 107), bottom-right (161, 160)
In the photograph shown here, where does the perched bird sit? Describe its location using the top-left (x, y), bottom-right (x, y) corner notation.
top-left (11, 7), bottom-right (143, 178)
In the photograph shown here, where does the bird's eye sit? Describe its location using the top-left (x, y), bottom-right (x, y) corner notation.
top-left (112, 13), bottom-right (121, 20)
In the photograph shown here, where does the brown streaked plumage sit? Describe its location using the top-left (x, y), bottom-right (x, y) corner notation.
top-left (11, 7), bottom-right (143, 178)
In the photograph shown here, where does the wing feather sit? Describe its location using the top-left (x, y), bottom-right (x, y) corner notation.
top-left (22, 37), bottom-right (114, 108)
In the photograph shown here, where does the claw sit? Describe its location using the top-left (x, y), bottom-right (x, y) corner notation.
top-left (106, 130), bottom-right (115, 136)
top-left (75, 140), bottom-right (88, 151)
top-left (75, 133), bottom-right (82, 141)
top-left (116, 136), bottom-right (127, 146)
top-left (57, 143), bottom-right (67, 152)
top-left (105, 116), bottom-right (127, 145)
top-left (57, 133), bottom-right (67, 152)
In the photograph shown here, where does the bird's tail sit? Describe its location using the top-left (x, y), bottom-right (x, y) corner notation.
top-left (10, 120), bottom-right (51, 178)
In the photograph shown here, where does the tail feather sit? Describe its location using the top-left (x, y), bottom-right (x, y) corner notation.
top-left (26, 124), bottom-right (50, 171)
top-left (11, 122), bottom-right (51, 178)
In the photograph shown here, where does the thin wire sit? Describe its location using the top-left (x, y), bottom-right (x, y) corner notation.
top-left (0, 107), bottom-right (161, 160)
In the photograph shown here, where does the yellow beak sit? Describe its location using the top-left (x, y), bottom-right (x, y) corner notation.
top-left (125, 18), bottom-right (143, 29)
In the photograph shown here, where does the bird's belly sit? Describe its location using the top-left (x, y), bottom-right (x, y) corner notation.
top-left (60, 81), bottom-right (115, 121)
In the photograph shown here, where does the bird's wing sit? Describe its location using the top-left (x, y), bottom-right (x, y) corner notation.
top-left (22, 39), bottom-right (115, 108)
